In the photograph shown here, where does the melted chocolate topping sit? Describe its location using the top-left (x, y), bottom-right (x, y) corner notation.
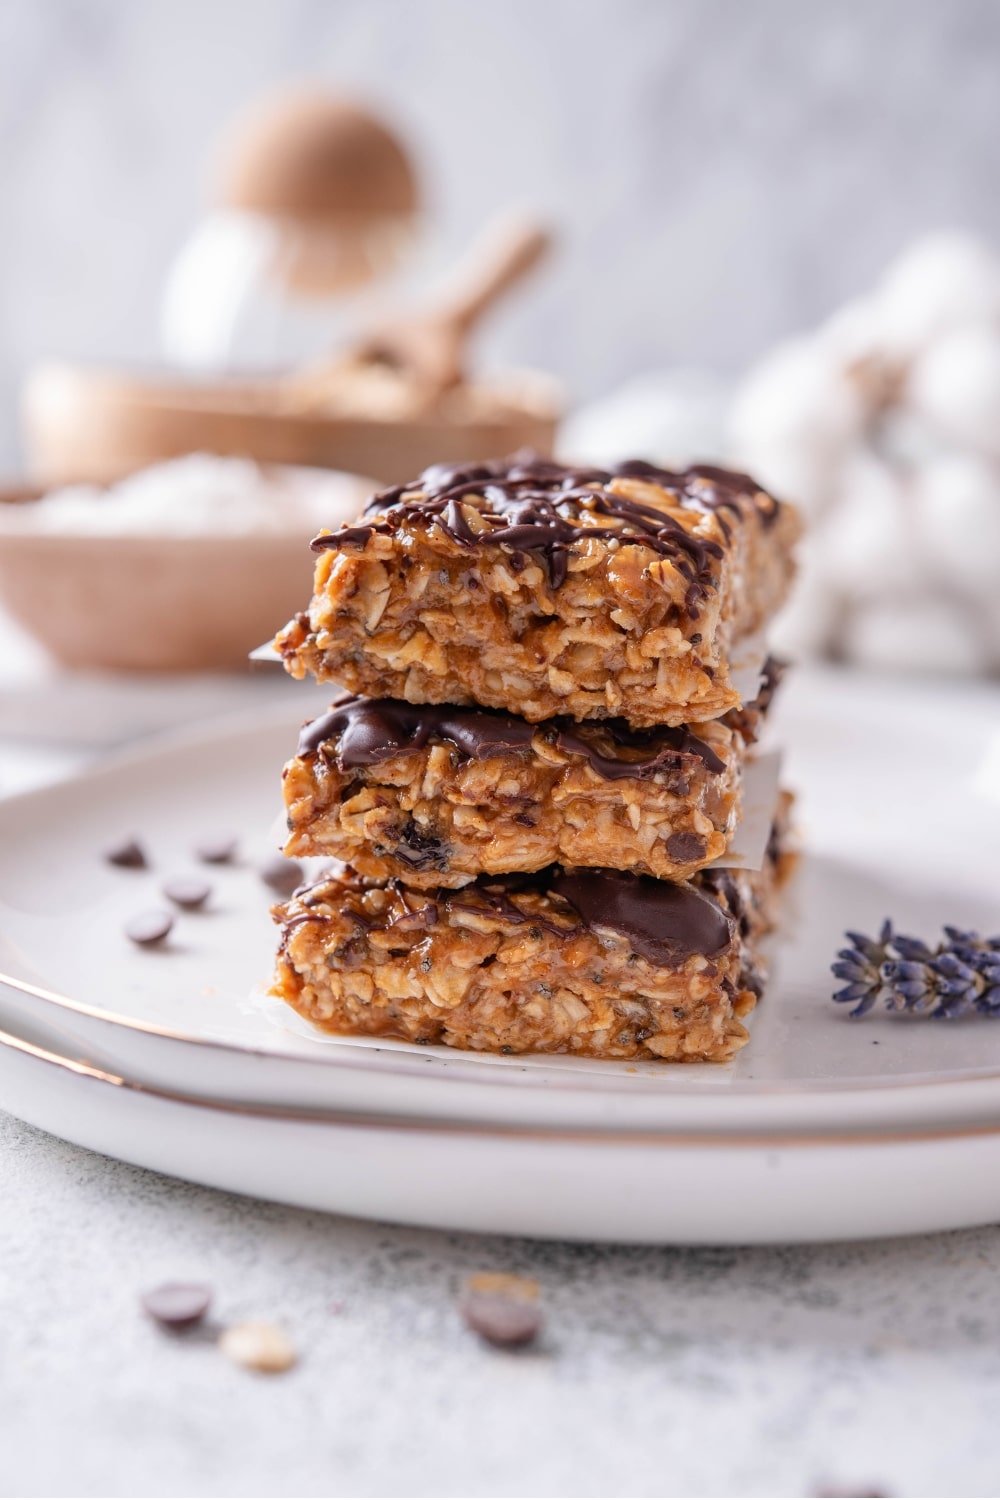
top-left (285, 862), bottom-right (737, 969)
top-left (298, 696), bottom-right (726, 778)
top-left (451, 876), bottom-right (577, 940)
top-left (548, 867), bottom-right (734, 965)
top-left (427, 866), bottom-right (734, 963)
top-left (550, 717), bottom-right (724, 779)
top-left (311, 455), bottom-right (778, 599)
top-left (752, 654), bottom-right (785, 717)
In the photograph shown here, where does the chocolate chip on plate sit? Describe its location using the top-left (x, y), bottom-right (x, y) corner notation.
top-left (257, 855), bottom-right (303, 896)
top-left (163, 877), bottom-right (212, 910)
top-left (219, 1320), bottom-right (297, 1373)
top-left (458, 1273), bottom-right (543, 1348)
top-left (141, 1282), bottom-right (213, 1329)
top-left (195, 836), bottom-right (238, 865)
top-left (104, 837), bottom-right (147, 869)
top-left (124, 909), bottom-right (174, 946)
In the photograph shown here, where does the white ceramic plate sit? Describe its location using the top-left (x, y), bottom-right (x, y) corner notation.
top-left (8, 1019), bottom-right (1000, 1244)
top-left (3, 665), bottom-right (1000, 1240)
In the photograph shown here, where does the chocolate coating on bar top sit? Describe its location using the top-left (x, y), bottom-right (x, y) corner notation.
top-left (549, 868), bottom-right (733, 965)
top-left (287, 864), bottom-right (735, 968)
top-left (311, 455), bottom-right (779, 593)
top-left (297, 696), bottom-right (726, 778)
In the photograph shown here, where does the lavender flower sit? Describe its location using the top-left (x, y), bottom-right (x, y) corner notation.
top-left (832, 922), bottom-right (1000, 1019)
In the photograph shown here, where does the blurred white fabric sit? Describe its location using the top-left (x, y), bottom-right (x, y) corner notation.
top-left (558, 368), bottom-right (731, 468)
top-left (730, 232), bottom-right (1000, 676)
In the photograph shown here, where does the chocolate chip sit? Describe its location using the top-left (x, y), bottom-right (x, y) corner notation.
top-left (163, 877), bottom-right (211, 910)
top-left (195, 836), bottom-right (238, 865)
top-left (666, 831), bottom-right (708, 862)
top-left (257, 855), bottom-right (303, 895)
top-left (104, 837), bottom-right (147, 869)
top-left (458, 1274), bottom-right (543, 1348)
top-left (125, 910), bottom-right (174, 946)
top-left (141, 1282), bottom-right (212, 1329)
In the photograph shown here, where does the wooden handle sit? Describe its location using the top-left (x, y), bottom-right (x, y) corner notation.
top-left (438, 216), bottom-right (553, 336)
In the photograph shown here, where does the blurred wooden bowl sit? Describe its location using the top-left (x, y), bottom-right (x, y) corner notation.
top-left (22, 363), bottom-right (561, 488)
top-left (0, 477), bottom-right (368, 672)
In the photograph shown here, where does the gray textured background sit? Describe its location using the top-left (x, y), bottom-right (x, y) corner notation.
top-left (5, 1109), bottom-right (1000, 1498)
top-left (1, 0), bottom-right (1000, 466)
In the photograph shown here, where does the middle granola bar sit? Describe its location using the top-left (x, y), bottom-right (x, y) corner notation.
top-left (281, 680), bottom-right (776, 886)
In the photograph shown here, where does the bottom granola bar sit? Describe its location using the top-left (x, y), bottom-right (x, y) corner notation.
top-left (270, 813), bottom-right (793, 1063)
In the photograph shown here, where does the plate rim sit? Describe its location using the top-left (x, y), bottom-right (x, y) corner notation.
top-left (12, 959), bottom-right (1000, 1103)
top-left (11, 1017), bottom-right (1000, 1148)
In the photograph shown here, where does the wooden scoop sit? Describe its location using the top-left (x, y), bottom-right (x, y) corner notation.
top-left (21, 216), bottom-right (558, 487)
top-left (287, 214), bottom-right (553, 407)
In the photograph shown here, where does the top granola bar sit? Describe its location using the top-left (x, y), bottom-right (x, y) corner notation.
top-left (275, 455), bottom-right (799, 727)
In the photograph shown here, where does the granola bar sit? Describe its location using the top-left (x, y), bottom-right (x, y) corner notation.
top-left (270, 809), bottom-right (792, 1063)
top-left (275, 456), bottom-right (799, 728)
top-left (281, 694), bottom-right (758, 887)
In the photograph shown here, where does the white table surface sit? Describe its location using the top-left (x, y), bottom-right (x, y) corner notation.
top-left (3, 613), bottom-right (1000, 1499)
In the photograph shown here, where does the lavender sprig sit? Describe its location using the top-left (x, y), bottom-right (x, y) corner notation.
top-left (833, 922), bottom-right (1000, 1019)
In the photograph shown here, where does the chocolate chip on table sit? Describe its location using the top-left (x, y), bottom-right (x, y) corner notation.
top-left (124, 910), bottom-right (174, 946)
top-left (104, 837), bottom-right (147, 869)
top-left (257, 855), bottom-right (303, 896)
top-left (162, 877), bottom-right (212, 910)
top-left (195, 836), bottom-right (238, 865)
top-left (219, 1320), bottom-right (297, 1374)
top-left (141, 1282), bottom-right (212, 1329)
top-left (458, 1273), bottom-right (543, 1348)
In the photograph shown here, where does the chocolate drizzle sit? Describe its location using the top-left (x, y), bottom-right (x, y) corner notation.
top-left (550, 717), bottom-right (725, 779)
top-left (751, 654), bottom-right (785, 717)
top-left (312, 455), bottom-right (778, 600)
top-left (548, 867), bottom-right (734, 965)
top-left (452, 875), bottom-right (578, 939)
top-left (283, 864), bottom-right (737, 969)
top-left (298, 696), bottom-right (726, 779)
top-left (298, 696), bottom-right (531, 763)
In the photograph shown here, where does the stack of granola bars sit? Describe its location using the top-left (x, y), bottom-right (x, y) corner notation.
top-left (268, 455), bottom-right (800, 1062)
